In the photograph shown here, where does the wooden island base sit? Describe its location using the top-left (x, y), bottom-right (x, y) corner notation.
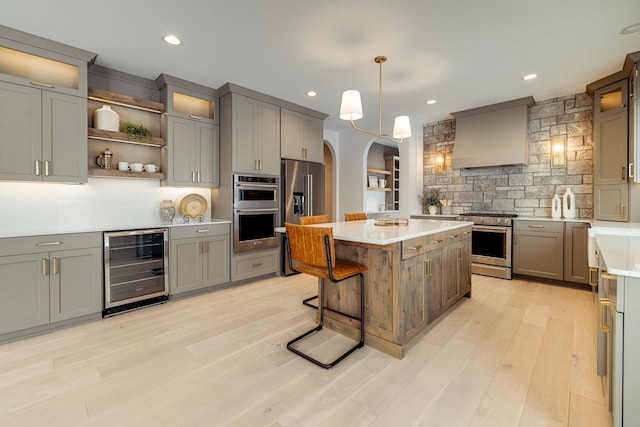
top-left (319, 224), bottom-right (472, 359)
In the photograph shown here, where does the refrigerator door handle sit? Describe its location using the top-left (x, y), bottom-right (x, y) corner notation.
top-left (305, 174), bottom-right (313, 216)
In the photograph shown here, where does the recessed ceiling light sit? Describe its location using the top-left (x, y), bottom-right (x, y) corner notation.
top-left (522, 74), bottom-right (537, 80)
top-left (306, 90), bottom-right (317, 97)
top-left (426, 99), bottom-right (437, 105)
top-left (163, 34), bottom-right (182, 46)
top-left (621, 23), bottom-right (640, 34)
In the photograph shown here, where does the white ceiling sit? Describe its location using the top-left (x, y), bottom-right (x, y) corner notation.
top-left (2, 0), bottom-right (639, 137)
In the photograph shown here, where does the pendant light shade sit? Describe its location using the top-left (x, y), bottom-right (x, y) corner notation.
top-left (339, 56), bottom-right (411, 144)
top-left (392, 116), bottom-right (412, 139)
top-left (339, 90), bottom-right (364, 120)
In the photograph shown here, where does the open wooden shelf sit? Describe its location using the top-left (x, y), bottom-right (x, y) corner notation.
top-left (88, 128), bottom-right (166, 147)
top-left (88, 87), bottom-right (165, 113)
top-left (89, 168), bottom-right (165, 180)
top-left (367, 168), bottom-right (391, 175)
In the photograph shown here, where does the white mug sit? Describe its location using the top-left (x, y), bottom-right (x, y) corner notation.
top-left (118, 161), bottom-right (129, 171)
top-left (144, 164), bottom-right (158, 173)
top-left (130, 162), bottom-right (143, 172)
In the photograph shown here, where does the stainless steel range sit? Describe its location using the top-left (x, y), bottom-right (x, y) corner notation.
top-left (458, 212), bottom-right (518, 279)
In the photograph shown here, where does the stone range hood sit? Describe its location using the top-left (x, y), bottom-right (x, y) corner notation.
top-left (451, 96), bottom-right (535, 169)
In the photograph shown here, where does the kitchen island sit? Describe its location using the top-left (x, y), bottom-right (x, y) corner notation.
top-left (294, 218), bottom-right (473, 359)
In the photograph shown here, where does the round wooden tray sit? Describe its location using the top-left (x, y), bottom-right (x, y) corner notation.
top-left (179, 193), bottom-right (207, 218)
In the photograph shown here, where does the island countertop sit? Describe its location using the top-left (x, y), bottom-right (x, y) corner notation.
top-left (278, 218), bottom-right (473, 245)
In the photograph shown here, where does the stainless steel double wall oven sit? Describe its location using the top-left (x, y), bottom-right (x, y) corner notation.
top-left (233, 174), bottom-right (280, 252)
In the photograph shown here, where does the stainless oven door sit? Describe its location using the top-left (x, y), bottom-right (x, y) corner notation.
top-left (471, 225), bottom-right (512, 267)
top-left (233, 208), bottom-right (279, 252)
top-left (233, 180), bottom-right (278, 209)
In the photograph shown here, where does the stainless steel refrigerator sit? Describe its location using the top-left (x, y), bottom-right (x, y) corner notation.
top-left (281, 159), bottom-right (325, 275)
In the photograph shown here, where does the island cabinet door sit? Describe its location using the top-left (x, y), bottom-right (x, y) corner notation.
top-left (426, 248), bottom-right (444, 323)
top-left (400, 252), bottom-right (428, 342)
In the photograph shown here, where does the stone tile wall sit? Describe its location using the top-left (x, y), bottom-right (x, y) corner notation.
top-left (422, 93), bottom-right (593, 218)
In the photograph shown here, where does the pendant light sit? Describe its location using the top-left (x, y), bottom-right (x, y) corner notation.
top-left (339, 56), bottom-right (411, 144)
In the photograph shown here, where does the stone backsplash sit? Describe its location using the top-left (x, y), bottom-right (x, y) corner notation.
top-left (422, 93), bottom-right (593, 218)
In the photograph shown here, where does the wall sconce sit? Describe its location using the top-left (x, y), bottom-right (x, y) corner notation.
top-left (551, 135), bottom-right (566, 167)
top-left (435, 153), bottom-right (445, 174)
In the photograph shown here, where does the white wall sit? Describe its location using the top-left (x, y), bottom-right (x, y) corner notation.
top-left (328, 125), bottom-right (424, 220)
top-left (0, 178), bottom-right (211, 236)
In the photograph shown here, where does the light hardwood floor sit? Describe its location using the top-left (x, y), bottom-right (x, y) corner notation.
top-left (0, 274), bottom-right (611, 426)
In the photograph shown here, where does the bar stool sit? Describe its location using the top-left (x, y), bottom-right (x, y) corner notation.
top-left (298, 214), bottom-right (330, 309)
top-left (344, 212), bottom-right (367, 221)
top-left (284, 222), bottom-right (366, 368)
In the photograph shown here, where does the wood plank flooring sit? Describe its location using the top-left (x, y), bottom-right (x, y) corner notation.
top-left (0, 274), bottom-right (611, 426)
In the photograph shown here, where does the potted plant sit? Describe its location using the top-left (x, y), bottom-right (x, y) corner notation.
top-left (122, 120), bottom-right (152, 142)
top-left (418, 189), bottom-right (441, 215)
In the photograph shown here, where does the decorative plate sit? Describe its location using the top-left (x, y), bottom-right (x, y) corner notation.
top-left (179, 193), bottom-right (207, 218)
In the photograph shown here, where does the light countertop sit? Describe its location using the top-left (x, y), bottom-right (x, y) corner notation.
top-left (591, 222), bottom-right (640, 278)
top-left (278, 218), bottom-right (473, 245)
top-left (0, 219), bottom-right (231, 239)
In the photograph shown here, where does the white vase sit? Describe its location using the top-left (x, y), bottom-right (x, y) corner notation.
top-left (428, 205), bottom-right (437, 215)
top-left (551, 194), bottom-right (562, 219)
top-left (563, 188), bottom-right (576, 218)
top-left (93, 105), bottom-right (119, 132)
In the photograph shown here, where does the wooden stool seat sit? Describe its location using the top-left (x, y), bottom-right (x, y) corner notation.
top-left (344, 212), bottom-right (367, 221)
top-left (285, 222), bottom-right (366, 369)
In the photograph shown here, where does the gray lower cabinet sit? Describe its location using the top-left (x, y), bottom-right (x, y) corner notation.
top-left (162, 115), bottom-right (219, 187)
top-left (0, 81), bottom-right (87, 183)
top-left (564, 222), bottom-right (590, 284)
top-left (513, 220), bottom-right (564, 280)
top-left (169, 224), bottom-right (230, 294)
top-left (0, 232), bottom-right (102, 336)
top-left (231, 249), bottom-right (279, 282)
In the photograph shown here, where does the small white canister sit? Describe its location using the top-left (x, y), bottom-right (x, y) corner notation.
top-left (93, 105), bottom-right (119, 132)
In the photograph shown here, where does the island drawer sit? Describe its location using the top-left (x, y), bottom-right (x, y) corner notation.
top-left (401, 232), bottom-right (446, 260)
top-left (170, 223), bottom-right (229, 239)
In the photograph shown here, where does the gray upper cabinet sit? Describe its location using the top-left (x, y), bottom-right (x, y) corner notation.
top-left (0, 80), bottom-right (87, 183)
top-left (162, 115), bottom-right (219, 187)
top-left (594, 80), bottom-right (628, 186)
top-left (0, 27), bottom-right (95, 184)
top-left (228, 93), bottom-right (281, 175)
top-left (281, 108), bottom-right (324, 163)
top-left (157, 74), bottom-right (219, 187)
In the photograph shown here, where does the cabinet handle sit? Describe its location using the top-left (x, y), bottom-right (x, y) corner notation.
top-left (528, 224), bottom-right (545, 229)
top-left (45, 160), bottom-right (50, 177)
top-left (409, 244), bottom-right (423, 252)
top-left (601, 272), bottom-right (617, 280)
top-left (35, 160), bottom-right (41, 176)
top-left (196, 171), bottom-right (201, 183)
top-left (449, 234), bottom-right (459, 239)
top-left (52, 257), bottom-right (58, 275)
top-left (36, 241), bottom-right (62, 246)
top-left (458, 247), bottom-right (463, 260)
top-left (188, 115), bottom-right (202, 120)
top-left (621, 205), bottom-right (625, 217)
top-left (205, 241), bottom-right (209, 253)
top-left (463, 231), bottom-right (471, 235)
top-left (252, 262), bottom-right (264, 268)
top-left (31, 81), bottom-right (54, 88)
top-left (599, 298), bottom-right (615, 333)
top-left (191, 171), bottom-right (196, 183)
top-left (196, 229), bottom-right (210, 233)
top-left (589, 267), bottom-right (598, 287)
top-left (431, 239), bottom-right (444, 244)
top-left (622, 166), bottom-right (626, 180)
top-left (424, 258), bottom-right (432, 277)
top-left (198, 241), bottom-right (203, 254)
top-left (41, 258), bottom-right (48, 276)
top-left (259, 160), bottom-right (262, 170)
top-left (630, 163), bottom-right (635, 179)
